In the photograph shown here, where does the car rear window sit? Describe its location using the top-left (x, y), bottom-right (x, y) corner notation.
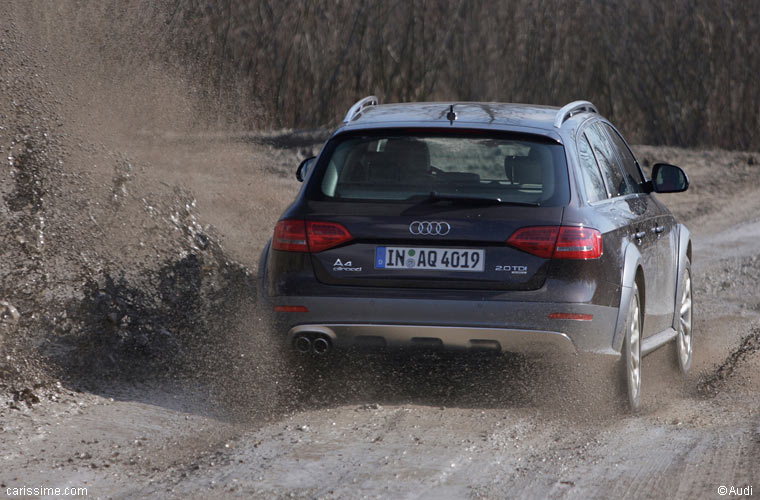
top-left (308, 131), bottom-right (570, 206)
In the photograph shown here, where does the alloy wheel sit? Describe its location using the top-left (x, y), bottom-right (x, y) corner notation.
top-left (677, 268), bottom-right (693, 372)
top-left (625, 284), bottom-right (642, 410)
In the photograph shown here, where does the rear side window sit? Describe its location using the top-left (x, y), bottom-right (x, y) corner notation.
top-left (602, 123), bottom-right (644, 192)
top-left (309, 131), bottom-right (570, 206)
top-left (585, 124), bottom-right (630, 197)
top-left (576, 134), bottom-right (607, 202)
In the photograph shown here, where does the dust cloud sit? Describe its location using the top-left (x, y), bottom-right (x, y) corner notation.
top-left (0, 1), bottom-right (297, 423)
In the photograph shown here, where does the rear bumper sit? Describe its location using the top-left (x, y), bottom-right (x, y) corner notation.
top-left (271, 295), bottom-right (620, 356)
top-left (289, 324), bottom-right (576, 354)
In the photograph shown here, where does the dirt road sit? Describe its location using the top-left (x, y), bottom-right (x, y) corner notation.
top-left (2, 135), bottom-right (759, 500)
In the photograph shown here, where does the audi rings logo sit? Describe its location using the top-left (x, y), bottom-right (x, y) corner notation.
top-left (409, 221), bottom-right (451, 236)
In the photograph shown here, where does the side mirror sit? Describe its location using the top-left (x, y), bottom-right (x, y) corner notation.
top-left (296, 156), bottom-right (316, 182)
top-left (651, 163), bottom-right (689, 193)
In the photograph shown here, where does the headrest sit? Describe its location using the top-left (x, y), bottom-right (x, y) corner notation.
top-left (505, 150), bottom-right (542, 185)
top-left (384, 139), bottom-right (430, 169)
top-left (504, 147), bottom-right (556, 198)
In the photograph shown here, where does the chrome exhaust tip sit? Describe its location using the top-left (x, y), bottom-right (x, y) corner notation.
top-left (312, 336), bottom-right (331, 355)
top-left (294, 335), bottom-right (312, 353)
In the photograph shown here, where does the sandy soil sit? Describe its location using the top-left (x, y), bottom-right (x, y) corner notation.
top-left (2, 4), bottom-right (759, 500)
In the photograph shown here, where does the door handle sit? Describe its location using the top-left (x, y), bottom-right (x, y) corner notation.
top-left (653, 226), bottom-right (665, 234)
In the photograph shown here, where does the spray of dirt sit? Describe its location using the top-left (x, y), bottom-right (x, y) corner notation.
top-left (698, 328), bottom-right (760, 396)
top-left (0, 2), bottom-right (298, 423)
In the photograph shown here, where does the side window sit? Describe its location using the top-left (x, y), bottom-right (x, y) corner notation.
top-left (603, 123), bottom-right (644, 193)
top-left (585, 123), bottom-right (630, 197)
top-left (577, 134), bottom-right (607, 202)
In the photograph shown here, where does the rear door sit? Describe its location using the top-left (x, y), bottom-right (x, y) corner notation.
top-left (584, 123), bottom-right (663, 337)
top-left (603, 123), bottom-right (678, 334)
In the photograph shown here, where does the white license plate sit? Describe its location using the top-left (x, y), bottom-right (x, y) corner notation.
top-left (375, 246), bottom-right (485, 272)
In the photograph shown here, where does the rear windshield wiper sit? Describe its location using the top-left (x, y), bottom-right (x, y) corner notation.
top-left (416, 191), bottom-right (540, 207)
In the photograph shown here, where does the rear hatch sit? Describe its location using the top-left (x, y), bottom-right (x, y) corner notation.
top-left (283, 127), bottom-right (572, 291)
top-left (305, 201), bottom-right (564, 290)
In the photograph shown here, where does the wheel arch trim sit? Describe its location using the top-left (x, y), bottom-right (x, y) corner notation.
top-left (258, 238), bottom-right (272, 298)
top-left (612, 243), bottom-right (643, 353)
top-left (672, 224), bottom-right (692, 331)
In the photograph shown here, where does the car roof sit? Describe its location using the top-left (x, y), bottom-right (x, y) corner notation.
top-left (350, 102), bottom-right (558, 127)
top-left (337, 99), bottom-right (600, 140)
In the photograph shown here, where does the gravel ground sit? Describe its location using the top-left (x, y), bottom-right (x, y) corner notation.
top-left (1, 4), bottom-right (759, 500)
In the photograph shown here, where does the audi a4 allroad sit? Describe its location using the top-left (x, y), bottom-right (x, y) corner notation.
top-left (258, 97), bottom-right (693, 410)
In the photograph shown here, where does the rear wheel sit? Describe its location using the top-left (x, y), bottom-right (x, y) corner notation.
top-left (621, 283), bottom-right (642, 411)
top-left (675, 260), bottom-right (693, 373)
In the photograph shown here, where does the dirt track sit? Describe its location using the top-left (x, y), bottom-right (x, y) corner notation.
top-left (2, 4), bottom-right (760, 500)
top-left (3, 134), bottom-right (760, 500)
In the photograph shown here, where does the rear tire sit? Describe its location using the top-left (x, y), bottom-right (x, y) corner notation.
top-left (675, 259), bottom-right (693, 374)
top-left (621, 283), bottom-right (642, 411)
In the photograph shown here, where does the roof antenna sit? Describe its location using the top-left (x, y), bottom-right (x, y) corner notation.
top-left (446, 104), bottom-right (457, 125)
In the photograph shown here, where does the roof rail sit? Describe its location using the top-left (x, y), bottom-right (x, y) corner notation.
top-left (343, 95), bottom-right (379, 123)
top-left (553, 100), bottom-right (598, 128)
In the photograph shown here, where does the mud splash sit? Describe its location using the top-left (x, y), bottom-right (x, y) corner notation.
top-left (0, 5), bottom-right (292, 424)
top-left (698, 328), bottom-right (760, 396)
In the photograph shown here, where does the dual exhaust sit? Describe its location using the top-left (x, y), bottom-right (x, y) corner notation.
top-left (294, 332), bottom-right (332, 355)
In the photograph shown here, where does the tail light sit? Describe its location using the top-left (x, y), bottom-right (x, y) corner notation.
top-left (273, 220), bottom-right (308, 252)
top-left (273, 220), bottom-right (353, 253)
top-left (554, 226), bottom-right (603, 259)
top-left (306, 221), bottom-right (353, 252)
top-left (508, 226), bottom-right (602, 260)
top-left (506, 226), bottom-right (560, 259)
